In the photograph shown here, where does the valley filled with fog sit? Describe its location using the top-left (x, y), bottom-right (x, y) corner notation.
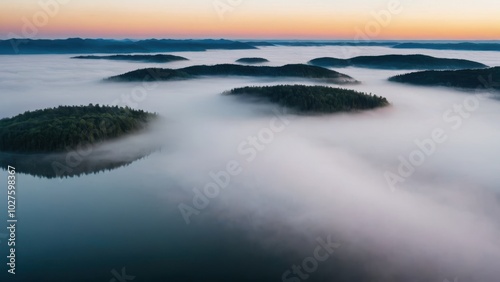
top-left (1, 46), bottom-right (500, 282)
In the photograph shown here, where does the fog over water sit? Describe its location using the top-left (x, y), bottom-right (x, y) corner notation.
top-left (1, 46), bottom-right (500, 281)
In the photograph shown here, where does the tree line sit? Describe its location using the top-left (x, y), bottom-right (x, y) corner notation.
top-left (225, 85), bottom-right (389, 114)
top-left (0, 104), bottom-right (157, 153)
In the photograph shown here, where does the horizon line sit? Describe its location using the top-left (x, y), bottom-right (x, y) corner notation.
top-left (1, 37), bottom-right (500, 42)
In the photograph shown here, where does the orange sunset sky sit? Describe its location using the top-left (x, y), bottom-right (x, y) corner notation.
top-left (0, 0), bottom-right (499, 40)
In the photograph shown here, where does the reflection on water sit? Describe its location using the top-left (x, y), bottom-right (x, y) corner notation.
top-left (0, 148), bottom-right (157, 179)
top-left (1, 46), bottom-right (500, 281)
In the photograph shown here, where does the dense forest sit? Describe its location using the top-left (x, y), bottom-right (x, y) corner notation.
top-left (72, 54), bottom-right (188, 63)
top-left (389, 67), bottom-right (500, 90)
top-left (309, 54), bottom-right (487, 70)
top-left (235, 57), bottom-right (270, 64)
top-left (0, 104), bottom-right (157, 153)
top-left (224, 85), bottom-right (389, 113)
top-left (107, 64), bottom-right (356, 83)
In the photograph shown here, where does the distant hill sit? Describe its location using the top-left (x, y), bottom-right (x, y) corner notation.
top-left (309, 54), bottom-right (487, 70)
top-left (392, 42), bottom-right (500, 52)
top-left (72, 54), bottom-right (188, 63)
top-left (388, 67), bottom-right (500, 90)
top-left (224, 85), bottom-right (389, 114)
top-left (244, 41), bottom-right (398, 47)
top-left (4, 39), bottom-right (500, 54)
top-left (107, 64), bottom-right (357, 84)
top-left (235, 57), bottom-right (269, 64)
top-left (0, 38), bottom-right (257, 54)
top-left (243, 41), bottom-right (500, 51)
top-left (242, 41), bottom-right (277, 47)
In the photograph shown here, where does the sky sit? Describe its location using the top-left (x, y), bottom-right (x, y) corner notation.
top-left (0, 0), bottom-right (499, 40)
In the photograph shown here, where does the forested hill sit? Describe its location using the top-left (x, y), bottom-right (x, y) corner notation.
top-left (0, 104), bottom-right (157, 153)
top-left (235, 57), bottom-right (270, 64)
top-left (107, 64), bottom-right (357, 84)
top-left (388, 67), bottom-right (500, 90)
top-left (308, 54), bottom-right (487, 70)
top-left (224, 85), bottom-right (389, 114)
top-left (72, 54), bottom-right (188, 63)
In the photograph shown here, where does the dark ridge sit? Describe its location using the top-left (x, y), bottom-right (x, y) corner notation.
top-left (224, 85), bottom-right (389, 114)
top-left (0, 104), bottom-right (158, 153)
top-left (72, 54), bottom-right (188, 63)
top-left (392, 42), bottom-right (500, 52)
top-left (242, 41), bottom-right (277, 47)
top-left (235, 57), bottom-right (270, 64)
top-left (107, 68), bottom-right (192, 82)
top-left (253, 41), bottom-right (399, 47)
top-left (0, 38), bottom-right (257, 54)
top-left (308, 57), bottom-right (351, 68)
top-left (388, 67), bottom-right (500, 90)
top-left (107, 64), bottom-right (358, 84)
top-left (239, 41), bottom-right (500, 51)
top-left (308, 54), bottom-right (487, 70)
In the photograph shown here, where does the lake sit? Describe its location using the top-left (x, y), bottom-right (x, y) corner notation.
top-left (1, 46), bottom-right (500, 281)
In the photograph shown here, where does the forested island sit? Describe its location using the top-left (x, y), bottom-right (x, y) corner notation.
top-left (0, 104), bottom-right (157, 153)
top-left (72, 54), bottom-right (188, 63)
top-left (308, 54), bottom-right (487, 70)
top-left (388, 67), bottom-right (500, 90)
top-left (235, 57), bottom-right (270, 64)
top-left (224, 85), bottom-right (389, 113)
top-left (107, 64), bottom-right (357, 84)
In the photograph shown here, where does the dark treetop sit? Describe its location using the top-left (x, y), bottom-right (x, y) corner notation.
top-left (388, 67), bottom-right (500, 90)
top-left (308, 54), bottom-right (487, 70)
top-left (71, 54), bottom-right (188, 63)
top-left (0, 104), bottom-right (157, 153)
top-left (224, 85), bottom-right (389, 114)
top-left (106, 64), bottom-right (357, 84)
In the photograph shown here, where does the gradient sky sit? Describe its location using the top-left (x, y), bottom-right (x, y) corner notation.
top-left (1, 0), bottom-right (499, 40)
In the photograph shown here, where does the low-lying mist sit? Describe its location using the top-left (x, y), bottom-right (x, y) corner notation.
top-left (1, 46), bottom-right (500, 281)
top-left (155, 79), bottom-right (500, 281)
